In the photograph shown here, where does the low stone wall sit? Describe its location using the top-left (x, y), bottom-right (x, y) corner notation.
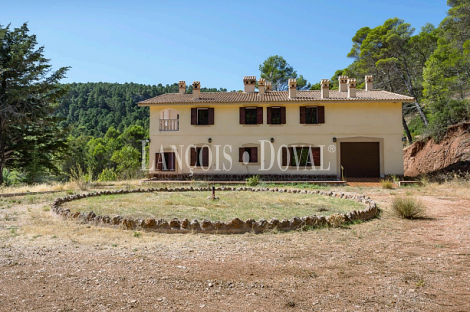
top-left (149, 173), bottom-right (338, 182)
top-left (50, 187), bottom-right (378, 234)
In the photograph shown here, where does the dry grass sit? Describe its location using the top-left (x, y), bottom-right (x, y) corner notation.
top-left (380, 179), bottom-right (394, 189)
top-left (0, 182), bottom-right (73, 194)
top-left (392, 195), bottom-right (426, 219)
top-left (61, 191), bottom-right (364, 221)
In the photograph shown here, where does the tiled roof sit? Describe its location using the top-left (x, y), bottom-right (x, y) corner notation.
top-left (138, 90), bottom-right (415, 105)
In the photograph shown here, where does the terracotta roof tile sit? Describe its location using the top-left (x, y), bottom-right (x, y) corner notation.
top-left (138, 90), bottom-right (414, 105)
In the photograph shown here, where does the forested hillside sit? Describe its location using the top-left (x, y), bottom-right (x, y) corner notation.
top-left (56, 82), bottom-right (227, 137)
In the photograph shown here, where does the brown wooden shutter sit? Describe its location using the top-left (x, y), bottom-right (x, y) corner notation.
top-left (250, 147), bottom-right (258, 163)
top-left (190, 147), bottom-right (197, 166)
top-left (202, 147), bottom-right (209, 167)
top-left (282, 147), bottom-right (288, 166)
top-left (318, 106), bottom-right (325, 124)
top-left (208, 108), bottom-right (214, 125)
top-left (239, 107), bottom-right (245, 124)
top-left (239, 148), bottom-right (244, 162)
top-left (191, 108), bottom-right (197, 125)
top-left (156, 153), bottom-right (162, 171)
top-left (267, 107), bottom-right (272, 124)
top-left (281, 107), bottom-right (286, 124)
top-left (300, 106), bottom-right (306, 124)
top-left (312, 147), bottom-right (321, 167)
top-left (168, 153), bottom-right (175, 170)
top-left (256, 107), bottom-right (263, 124)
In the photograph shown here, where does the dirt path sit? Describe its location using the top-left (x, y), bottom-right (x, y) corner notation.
top-left (0, 186), bottom-right (469, 311)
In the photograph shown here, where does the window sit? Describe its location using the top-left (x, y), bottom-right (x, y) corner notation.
top-left (267, 106), bottom-right (286, 125)
top-left (300, 106), bottom-right (325, 124)
top-left (190, 147), bottom-right (209, 168)
top-left (271, 107), bottom-right (281, 124)
top-left (197, 108), bottom-right (209, 125)
top-left (305, 107), bottom-right (318, 124)
top-left (239, 147), bottom-right (258, 163)
top-left (291, 147), bottom-right (312, 166)
top-left (156, 152), bottom-right (175, 171)
top-left (282, 146), bottom-right (320, 167)
top-left (239, 107), bottom-right (263, 125)
top-left (191, 108), bottom-right (214, 125)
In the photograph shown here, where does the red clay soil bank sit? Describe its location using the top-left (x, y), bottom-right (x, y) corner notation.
top-left (404, 122), bottom-right (470, 177)
top-left (50, 187), bottom-right (379, 234)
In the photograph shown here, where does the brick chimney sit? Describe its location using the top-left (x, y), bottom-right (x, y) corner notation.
top-left (192, 81), bottom-right (200, 99)
top-left (258, 78), bottom-right (266, 96)
top-left (289, 78), bottom-right (297, 99)
top-left (321, 79), bottom-right (330, 99)
top-left (339, 75), bottom-right (348, 92)
top-left (348, 78), bottom-right (357, 98)
top-left (243, 76), bottom-right (256, 93)
top-left (365, 75), bottom-right (373, 91)
top-left (178, 81), bottom-right (186, 95)
top-left (265, 81), bottom-right (272, 91)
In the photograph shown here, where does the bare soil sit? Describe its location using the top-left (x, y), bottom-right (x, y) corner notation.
top-left (0, 183), bottom-right (469, 311)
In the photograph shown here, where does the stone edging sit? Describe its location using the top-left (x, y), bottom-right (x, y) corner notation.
top-left (50, 187), bottom-right (379, 234)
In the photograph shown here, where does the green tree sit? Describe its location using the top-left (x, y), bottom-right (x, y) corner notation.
top-left (111, 146), bottom-right (141, 179)
top-left (423, 0), bottom-right (470, 101)
top-left (259, 55), bottom-right (311, 90)
top-left (0, 23), bottom-right (69, 184)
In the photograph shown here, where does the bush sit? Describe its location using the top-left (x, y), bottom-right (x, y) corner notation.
top-left (246, 175), bottom-right (261, 186)
top-left (69, 165), bottom-right (91, 191)
top-left (392, 196), bottom-right (426, 219)
top-left (380, 180), bottom-right (394, 189)
top-left (98, 168), bottom-right (118, 182)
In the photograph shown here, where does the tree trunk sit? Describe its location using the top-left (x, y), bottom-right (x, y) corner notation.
top-left (402, 115), bottom-right (413, 144)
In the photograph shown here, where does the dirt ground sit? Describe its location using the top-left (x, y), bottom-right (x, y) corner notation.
top-left (0, 183), bottom-right (469, 311)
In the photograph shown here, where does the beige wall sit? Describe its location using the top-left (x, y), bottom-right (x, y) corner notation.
top-left (146, 101), bottom-right (404, 177)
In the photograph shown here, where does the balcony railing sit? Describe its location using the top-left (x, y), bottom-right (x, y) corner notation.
top-left (159, 119), bottom-right (179, 131)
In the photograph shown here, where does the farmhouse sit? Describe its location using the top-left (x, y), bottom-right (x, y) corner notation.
top-left (138, 76), bottom-right (415, 181)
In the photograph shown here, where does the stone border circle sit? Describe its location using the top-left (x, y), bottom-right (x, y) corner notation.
top-left (51, 186), bottom-right (378, 234)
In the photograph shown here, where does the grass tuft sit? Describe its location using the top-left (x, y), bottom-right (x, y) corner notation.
top-left (380, 180), bottom-right (394, 189)
top-left (392, 196), bottom-right (426, 219)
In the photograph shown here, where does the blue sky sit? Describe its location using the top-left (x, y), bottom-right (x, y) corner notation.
top-left (2, 0), bottom-right (448, 91)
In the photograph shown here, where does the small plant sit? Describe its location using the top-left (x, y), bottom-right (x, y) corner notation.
top-left (65, 190), bottom-right (74, 195)
top-left (98, 168), bottom-right (118, 182)
top-left (112, 244), bottom-right (118, 247)
top-left (246, 175), bottom-right (261, 186)
top-left (42, 206), bottom-right (50, 212)
top-left (133, 231), bottom-right (141, 237)
top-left (69, 165), bottom-right (91, 191)
top-left (392, 196), bottom-right (426, 219)
top-left (328, 213), bottom-right (346, 227)
top-left (380, 179), bottom-right (394, 189)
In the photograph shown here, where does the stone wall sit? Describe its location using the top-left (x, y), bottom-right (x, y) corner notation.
top-left (50, 187), bottom-right (378, 234)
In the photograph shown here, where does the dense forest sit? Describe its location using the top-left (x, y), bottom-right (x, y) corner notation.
top-left (56, 82), bottom-right (227, 137)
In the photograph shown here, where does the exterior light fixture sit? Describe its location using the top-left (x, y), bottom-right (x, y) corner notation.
top-left (208, 138), bottom-right (212, 143)
top-left (333, 137), bottom-right (337, 142)
top-left (270, 137), bottom-right (274, 143)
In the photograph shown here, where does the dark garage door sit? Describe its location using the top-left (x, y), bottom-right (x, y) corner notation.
top-left (340, 142), bottom-right (380, 178)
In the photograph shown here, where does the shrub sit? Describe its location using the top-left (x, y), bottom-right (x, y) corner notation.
top-left (98, 168), bottom-right (118, 182)
top-left (380, 180), bottom-right (394, 189)
top-left (392, 196), bottom-right (426, 219)
top-left (69, 165), bottom-right (91, 191)
top-left (246, 175), bottom-right (261, 186)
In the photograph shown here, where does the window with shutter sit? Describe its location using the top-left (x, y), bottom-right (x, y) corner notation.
top-left (202, 146), bottom-right (209, 167)
top-left (305, 107), bottom-right (318, 124)
top-left (267, 107), bottom-right (272, 124)
top-left (245, 108), bottom-right (257, 124)
top-left (238, 147), bottom-right (258, 163)
top-left (156, 152), bottom-right (176, 171)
